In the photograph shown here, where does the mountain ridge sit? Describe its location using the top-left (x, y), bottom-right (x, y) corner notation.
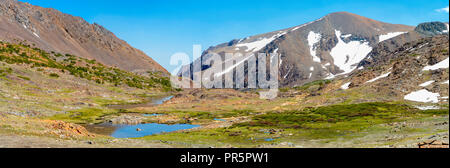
top-left (0, 0), bottom-right (168, 74)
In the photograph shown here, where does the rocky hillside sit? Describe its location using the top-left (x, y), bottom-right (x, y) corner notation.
top-left (0, 41), bottom-right (172, 91)
top-left (179, 12), bottom-right (414, 87)
top-left (0, 0), bottom-right (168, 74)
top-left (359, 21), bottom-right (449, 68)
top-left (343, 35), bottom-right (449, 104)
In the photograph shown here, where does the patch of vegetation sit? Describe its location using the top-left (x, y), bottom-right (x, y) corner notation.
top-left (141, 126), bottom-right (275, 147)
top-left (235, 102), bottom-right (448, 139)
top-left (49, 73), bottom-right (59, 78)
top-left (293, 80), bottom-right (331, 91)
top-left (17, 75), bottom-right (30, 81)
top-left (0, 66), bottom-right (12, 77)
top-left (420, 109), bottom-right (449, 115)
top-left (409, 53), bottom-right (419, 57)
top-left (48, 108), bottom-right (118, 124)
top-left (237, 102), bottom-right (435, 129)
top-left (278, 88), bottom-right (289, 92)
top-left (169, 109), bottom-right (253, 122)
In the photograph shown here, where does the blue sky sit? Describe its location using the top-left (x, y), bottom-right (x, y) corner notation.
top-left (20, 0), bottom-right (449, 73)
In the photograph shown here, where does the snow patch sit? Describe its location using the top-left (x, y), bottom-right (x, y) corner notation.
top-left (330, 30), bottom-right (372, 75)
top-left (284, 67), bottom-right (292, 79)
top-left (341, 82), bottom-right (351, 90)
top-left (414, 106), bottom-right (440, 110)
top-left (307, 31), bottom-right (322, 63)
top-left (341, 34), bottom-right (352, 38)
top-left (442, 80), bottom-right (449, 85)
top-left (366, 72), bottom-right (391, 83)
top-left (419, 80), bottom-right (435, 87)
top-left (404, 89), bottom-right (440, 103)
top-left (325, 73), bottom-right (336, 80)
top-left (379, 32), bottom-right (407, 42)
top-left (443, 23), bottom-right (449, 33)
top-left (422, 57), bottom-right (449, 71)
top-left (290, 17), bottom-right (324, 32)
top-left (270, 48), bottom-right (279, 64)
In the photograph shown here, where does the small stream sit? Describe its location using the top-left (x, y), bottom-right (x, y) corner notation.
top-left (85, 95), bottom-right (199, 138)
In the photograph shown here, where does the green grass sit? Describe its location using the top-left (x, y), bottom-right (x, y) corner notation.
top-left (49, 73), bottom-right (59, 78)
top-left (235, 102), bottom-right (448, 139)
top-left (293, 79), bottom-right (332, 91)
top-left (140, 102), bottom-right (448, 147)
top-left (141, 126), bottom-right (278, 147)
top-left (48, 108), bottom-right (118, 124)
top-left (0, 66), bottom-right (12, 77)
top-left (238, 102), bottom-right (446, 128)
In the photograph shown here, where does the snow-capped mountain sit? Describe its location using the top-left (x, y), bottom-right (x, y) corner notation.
top-left (179, 12), bottom-right (414, 87)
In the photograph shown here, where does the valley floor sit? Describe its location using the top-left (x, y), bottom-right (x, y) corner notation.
top-left (0, 108), bottom-right (447, 148)
top-left (0, 85), bottom-right (448, 148)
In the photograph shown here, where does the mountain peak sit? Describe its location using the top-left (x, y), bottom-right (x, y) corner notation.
top-left (326, 11), bottom-right (358, 16)
top-left (325, 11), bottom-right (383, 23)
top-left (415, 21), bottom-right (449, 36)
top-left (178, 11), bottom-right (415, 87)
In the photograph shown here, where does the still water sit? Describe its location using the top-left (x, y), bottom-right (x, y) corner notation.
top-left (85, 95), bottom-right (199, 138)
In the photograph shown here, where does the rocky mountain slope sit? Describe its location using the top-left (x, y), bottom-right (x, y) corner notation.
top-left (179, 12), bottom-right (415, 87)
top-left (0, 0), bottom-right (168, 74)
top-left (344, 34), bottom-right (449, 105)
top-left (359, 21), bottom-right (449, 68)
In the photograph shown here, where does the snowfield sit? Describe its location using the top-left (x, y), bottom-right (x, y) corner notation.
top-left (422, 57), bottom-right (449, 71)
top-left (341, 82), bottom-right (351, 90)
top-left (308, 31), bottom-right (322, 63)
top-left (414, 106), bottom-right (440, 110)
top-left (404, 89), bottom-right (440, 103)
top-left (330, 30), bottom-right (372, 75)
top-left (236, 31), bottom-right (286, 52)
top-left (419, 80), bottom-right (435, 87)
top-left (379, 32), bottom-right (407, 42)
top-left (366, 72), bottom-right (391, 83)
